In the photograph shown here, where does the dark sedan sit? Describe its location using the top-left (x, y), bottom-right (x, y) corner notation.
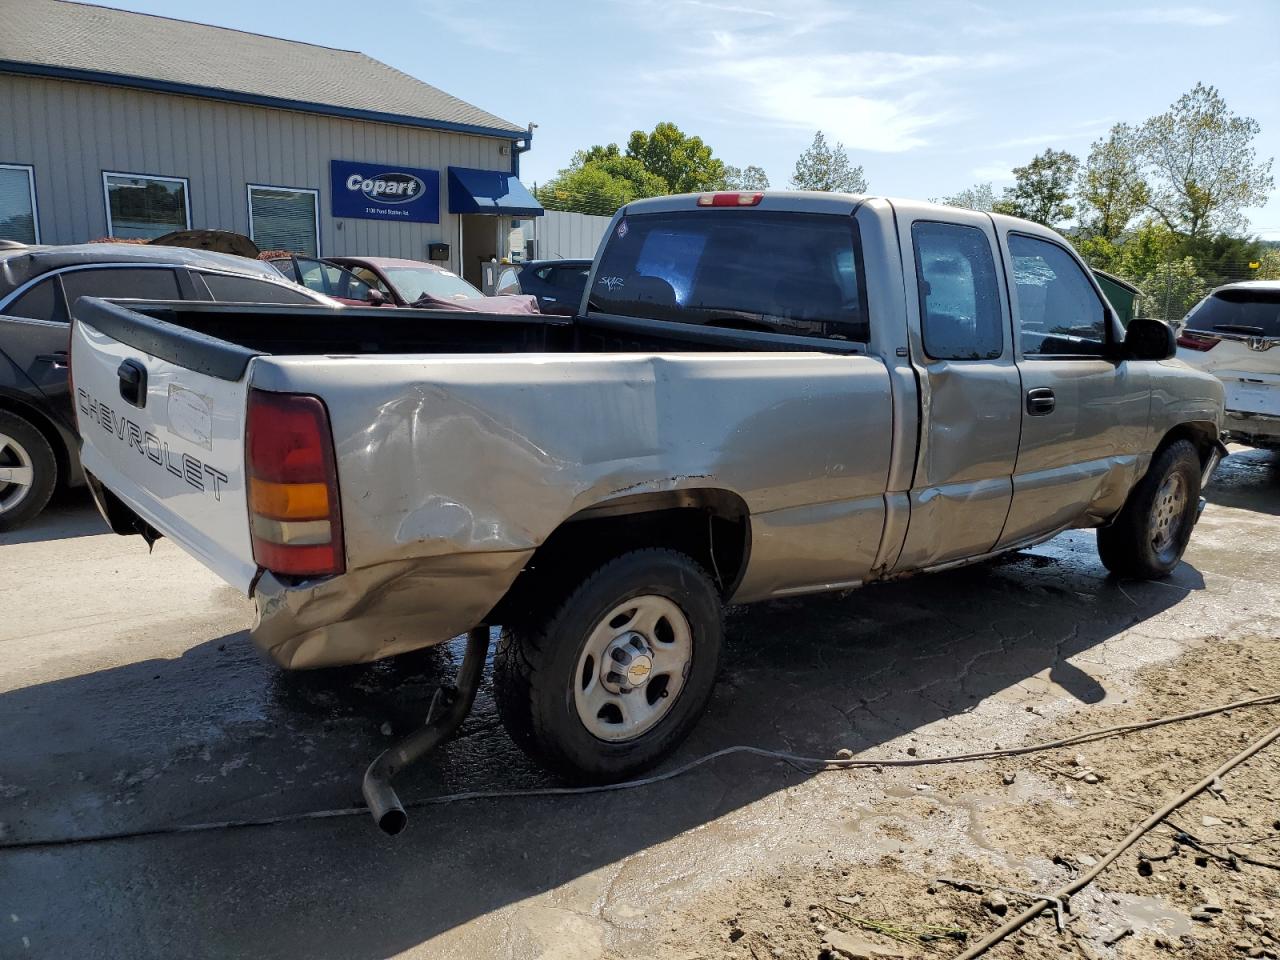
top-left (495, 259), bottom-right (591, 315)
top-left (0, 242), bottom-right (331, 530)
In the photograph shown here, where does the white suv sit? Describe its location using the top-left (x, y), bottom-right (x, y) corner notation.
top-left (1177, 281), bottom-right (1280, 449)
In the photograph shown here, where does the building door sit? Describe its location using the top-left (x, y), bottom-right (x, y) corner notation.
top-left (460, 214), bottom-right (499, 289)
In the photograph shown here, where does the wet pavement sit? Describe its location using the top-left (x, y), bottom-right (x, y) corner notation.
top-left (1, 447), bottom-right (1277, 959)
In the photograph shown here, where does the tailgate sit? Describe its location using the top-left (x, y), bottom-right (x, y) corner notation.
top-left (70, 298), bottom-right (259, 591)
top-left (1222, 371), bottom-right (1280, 417)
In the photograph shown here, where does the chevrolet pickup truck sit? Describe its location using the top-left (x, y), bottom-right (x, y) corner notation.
top-left (71, 192), bottom-right (1226, 789)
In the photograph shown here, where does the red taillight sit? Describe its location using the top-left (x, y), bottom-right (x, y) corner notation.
top-left (1177, 332), bottom-right (1220, 352)
top-left (246, 389), bottom-right (345, 577)
top-left (696, 191), bottom-right (764, 207)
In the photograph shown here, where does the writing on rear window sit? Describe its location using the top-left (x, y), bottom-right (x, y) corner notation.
top-left (77, 388), bottom-right (229, 499)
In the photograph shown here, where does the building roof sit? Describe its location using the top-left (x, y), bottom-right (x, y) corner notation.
top-left (0, 0), bottom-right (526, 139)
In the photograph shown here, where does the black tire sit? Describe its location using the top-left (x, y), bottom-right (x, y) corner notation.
top-left (493, 548), bottom-right (723, 783)
top-left (0, 410), bottom-right (57, 532)
top-left (1097, 439), bottom-right (1201, 580)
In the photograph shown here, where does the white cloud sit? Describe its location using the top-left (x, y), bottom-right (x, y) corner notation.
top-left (971, 162), bottom-right (1014, 182)
top-left (1106, 6), bottom-right (1235, 27)
top-left (633, 2), bottom-right (1022, 153)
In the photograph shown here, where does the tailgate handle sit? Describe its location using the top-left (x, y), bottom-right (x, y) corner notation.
top-left (117, 359), bottom-right (148, 408)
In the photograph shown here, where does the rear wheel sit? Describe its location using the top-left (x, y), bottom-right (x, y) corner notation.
top-left (1097, 439), bottom-right (1201, 579)
top-left (0, 411), bottom-right (57, 532)
top-left (493, 548), bottom-right (723, 783)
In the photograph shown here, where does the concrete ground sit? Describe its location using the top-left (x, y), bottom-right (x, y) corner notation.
top-left (1, 447), bottom-right (1278, 960)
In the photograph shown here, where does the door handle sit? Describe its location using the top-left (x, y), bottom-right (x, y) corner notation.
top-left (1026, 387), bottom-right (1055, 416)
top-left (117, 359), bottom-right (148, 408)
top-left (36, 352), bottom-right (68, 368)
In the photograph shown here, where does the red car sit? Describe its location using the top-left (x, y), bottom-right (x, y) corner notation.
top-left (263, 254), bottom-right (392, 307)
top-left (328, 256), bottom-right (540, 314)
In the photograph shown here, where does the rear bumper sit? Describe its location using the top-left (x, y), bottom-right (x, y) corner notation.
top-left (250, 549), bottom-right (531, 669)
top-left (1223, 410), bottom-right (1280, 447)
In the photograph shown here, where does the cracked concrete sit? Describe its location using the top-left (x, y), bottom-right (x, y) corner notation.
top-left (0, 447), bottom-right (1278, 959)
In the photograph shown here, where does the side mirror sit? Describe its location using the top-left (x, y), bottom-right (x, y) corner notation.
top-left (1123, 316), bottom-right (1176, 361)
top-left (366, 288), bottom-right (387, 306)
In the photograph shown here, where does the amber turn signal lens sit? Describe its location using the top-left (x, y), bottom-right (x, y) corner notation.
top-left (249, 479), bottom-right (330, 520)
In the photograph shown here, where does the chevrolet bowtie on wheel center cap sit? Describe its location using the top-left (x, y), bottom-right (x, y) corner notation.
top-left (575, 596), bottom-right (692, 742)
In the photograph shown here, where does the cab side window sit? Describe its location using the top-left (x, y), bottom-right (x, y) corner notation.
top-left (1008, 234), bottom-right (1108, 357)
top-left (911, 221), bottom-right (1002, 360)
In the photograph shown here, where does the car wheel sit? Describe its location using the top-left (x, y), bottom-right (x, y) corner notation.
top-left (0, 410), bottom-right (58, 532)
top-left (493, 548), bottom-right (723, 783)
top-left (1097, 439), bottom-right (1201, 579)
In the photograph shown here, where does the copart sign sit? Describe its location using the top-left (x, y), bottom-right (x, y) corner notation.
top-left (331, 159), bottom-right (440, 223)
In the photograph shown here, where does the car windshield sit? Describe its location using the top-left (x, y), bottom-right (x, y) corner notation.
top-left (382, 266), bottom-right (483, 302)
top-left (1185, 289), bottom-right (1280, 338)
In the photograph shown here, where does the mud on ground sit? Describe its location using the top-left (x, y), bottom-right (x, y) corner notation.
top-left (654, 628), bottom-right (1280, 960)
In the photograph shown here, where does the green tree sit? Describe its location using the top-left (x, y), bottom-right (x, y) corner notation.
top-left (723, 164), bottom-right (770, 190)
top-left (1077, 123), bottom-right (1148, 243)
top-left (625, 122), bottom-right (727, 194)
top-left (1136, 257), bottom-right (1209, 323)
top-left (538, 152), bottom-right (665, 217)
top-left (1137, 82), bottom-right (1275, 240)
top-left (790, 131), bottom-right (867, 193)
top-left (934, 182), bottom-right (997, 212)
top-left (538, 123), bottom-right (737, 215)
top-left (996, 148), bottom-right (1079, 227)
top-left (1255, 248), bottom-right (1280, 281)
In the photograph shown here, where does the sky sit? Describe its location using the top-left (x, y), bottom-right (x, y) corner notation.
top-left (100, 0), bottom-right (1280, 238)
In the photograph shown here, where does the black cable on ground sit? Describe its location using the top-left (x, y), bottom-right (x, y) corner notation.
top-left (1, 690), bottom-right (1277, 852)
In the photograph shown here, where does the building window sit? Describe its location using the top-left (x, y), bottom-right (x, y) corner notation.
top-left (103, 172), bottom-right (190, 240)
top-left (0, 163), bottom-right (39, 244)
top-left (248, 185), bottom-right (319, 256)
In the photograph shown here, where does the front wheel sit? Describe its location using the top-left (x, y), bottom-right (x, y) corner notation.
top-left (1097, 439), bottom-right (1201, 579)
top-left (493, 548), bottom-right (723, 783)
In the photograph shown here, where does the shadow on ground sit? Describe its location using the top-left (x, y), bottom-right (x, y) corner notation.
top-left (0, 491), bottom-right (104, 546)
top-left (1203, 446), bottom-right (1280, 517)
top-left (0, 527), bottom-right (1208, 959)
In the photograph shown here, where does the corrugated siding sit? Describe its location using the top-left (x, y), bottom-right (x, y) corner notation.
top-left (535, 210), bottom-right (612, 261)
top-left (0, 74), bottom-right (514, 269)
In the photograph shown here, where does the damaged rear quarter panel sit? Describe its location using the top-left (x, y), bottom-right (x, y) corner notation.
top-left (247, 351), bottom-right (894, 663)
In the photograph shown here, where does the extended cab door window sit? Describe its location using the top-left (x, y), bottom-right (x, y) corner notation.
top-left (911, 222), bottom-right (1002, 360)
top-left (590, 210), bottom-right (869, 342)
top-left (1007, 234), bottom-right (1109, 358)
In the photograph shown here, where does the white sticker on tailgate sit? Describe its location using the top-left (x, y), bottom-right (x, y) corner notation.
top-left (167, 384), bottom-right (213, 450)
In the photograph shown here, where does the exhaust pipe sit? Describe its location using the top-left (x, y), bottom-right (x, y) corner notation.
top-left (362, 626), bottom-right (491, 835)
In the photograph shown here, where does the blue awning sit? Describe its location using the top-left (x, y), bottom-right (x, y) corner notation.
top-left (447, 167), bottom-right (544, 217)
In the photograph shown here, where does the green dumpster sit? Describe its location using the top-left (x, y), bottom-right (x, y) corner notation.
top-left (1093, 270), bottom-right (1141, 327)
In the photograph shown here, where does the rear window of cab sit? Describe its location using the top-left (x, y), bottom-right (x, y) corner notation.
top-left (589, 210), bottom-right (869, 342)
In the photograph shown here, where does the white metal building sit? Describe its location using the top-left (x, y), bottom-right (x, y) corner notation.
top-left (0, 0), bottom-right (544, 286)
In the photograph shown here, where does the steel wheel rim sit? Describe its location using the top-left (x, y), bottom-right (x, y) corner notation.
top-left (573, 594), bottom-right (693, 742)
top-left (0, 431), bottom-right (35, 515)
top-left (1150, 472), bottom-right (1188, 554)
